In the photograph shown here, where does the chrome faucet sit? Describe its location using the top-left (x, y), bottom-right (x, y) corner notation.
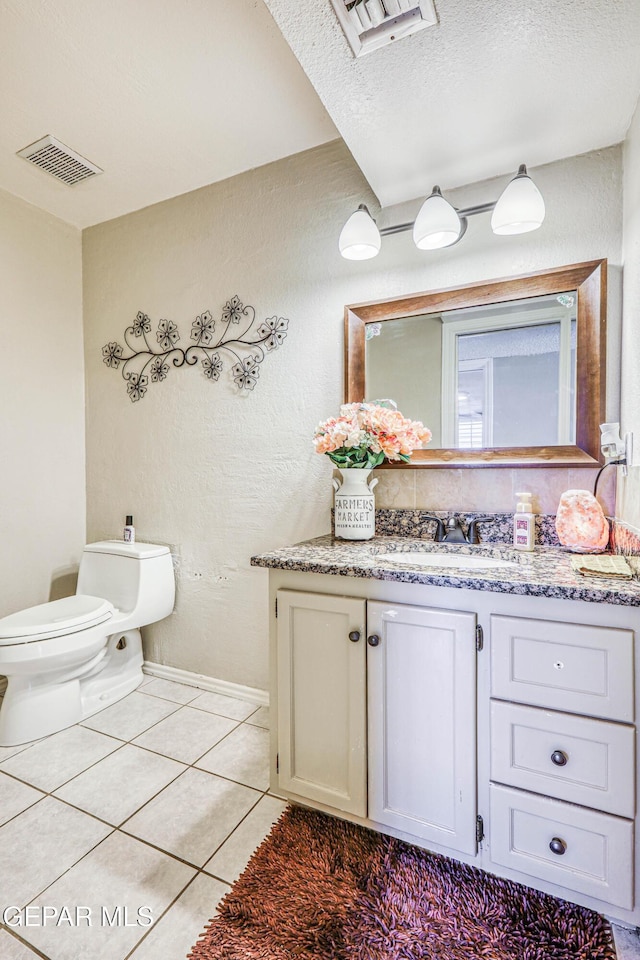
top-left (426, 515), bottom-right (492, 544)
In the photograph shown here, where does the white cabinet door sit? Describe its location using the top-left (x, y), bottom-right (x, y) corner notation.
top-left (276, 590), bottom-right (367, 816)
top-left (367, 600), bottom-right (478, 854)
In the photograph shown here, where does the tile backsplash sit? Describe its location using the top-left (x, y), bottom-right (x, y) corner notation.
top-left (374, 466), bottom-right (616, 518)
top-left (373, 509), bottom-right (561, 546)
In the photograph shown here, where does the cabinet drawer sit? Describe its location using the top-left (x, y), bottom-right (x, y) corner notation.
top-left (491, 701), bottom-right (635, 817)
top-left (490, 784), bottom-right (634, 909)
top-left (490, 615), bottom-right (634, 721)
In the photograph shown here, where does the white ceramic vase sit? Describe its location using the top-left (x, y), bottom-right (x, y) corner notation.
top-left (332, 468), bottom-right (378, 540)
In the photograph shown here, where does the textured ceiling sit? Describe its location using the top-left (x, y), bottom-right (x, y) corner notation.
top-left (0, 0), bottom-right (337, 227)
top-left (2, 0), bottom-right (640, 229)
top-left (264, 0), bottom-right (640, 207)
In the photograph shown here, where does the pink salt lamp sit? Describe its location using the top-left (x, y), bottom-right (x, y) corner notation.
top-left (555, 489), bottom-right (609, 552)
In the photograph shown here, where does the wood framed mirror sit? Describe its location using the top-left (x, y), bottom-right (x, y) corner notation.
top-left (344, 259), bottom-right (606, 468)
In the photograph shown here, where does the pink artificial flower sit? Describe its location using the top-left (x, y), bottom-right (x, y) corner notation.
top-left (314, 401), bottom-right (431, 466)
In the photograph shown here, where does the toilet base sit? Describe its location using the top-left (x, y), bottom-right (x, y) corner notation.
top-left (0, 628), bottom-right (144, 746)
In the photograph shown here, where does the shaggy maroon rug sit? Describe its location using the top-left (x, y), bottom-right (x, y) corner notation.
top-left (188, 805), bottom-right (615, 960)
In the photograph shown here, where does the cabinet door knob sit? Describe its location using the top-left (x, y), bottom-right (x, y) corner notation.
top-left (367, 634), bottom-right (381, 647)
top-left (348, 630), bottom-right (361, 643)
top-left (550, 750), bottom-right (568, 767)
top-left (549, 837), bottom-right (567, 856)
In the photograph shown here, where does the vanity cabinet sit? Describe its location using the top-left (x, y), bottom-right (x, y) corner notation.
top-left (275, 591), bottom-right (478, 853)
top-left (488, 614), bottom-right (636, 910)
top-left (275, 590), bottom-right (367, 815)
top-left (367, 600), bottom-right (477, 854)
top-left (266, 570), bottom-right (640, 924)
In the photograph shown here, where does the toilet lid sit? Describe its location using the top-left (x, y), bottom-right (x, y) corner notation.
top-left (84, 541), bottom-right (170, 559)
top-left (0, 595), bottom-right (114, 644)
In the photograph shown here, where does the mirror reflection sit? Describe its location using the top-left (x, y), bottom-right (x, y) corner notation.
top-left (365, 291), bottom-right (577, 450)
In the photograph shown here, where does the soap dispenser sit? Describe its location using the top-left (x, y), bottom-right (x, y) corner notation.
top-left (513, 493), bottom-right (535, 551)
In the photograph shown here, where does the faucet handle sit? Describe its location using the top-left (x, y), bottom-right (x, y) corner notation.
top-left (467, 516), bottom-right (493, 545)
top-left (424, 515), bottom-right (446, 542)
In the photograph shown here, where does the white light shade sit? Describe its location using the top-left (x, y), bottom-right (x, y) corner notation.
top-left (491, 166), bottom-right (545, 235)
top-left (413, 187), bottom-right (462, 250)
top-left (339, 206), bottom-right (381, 260)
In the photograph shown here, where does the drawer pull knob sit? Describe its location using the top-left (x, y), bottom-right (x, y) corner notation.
top-left (367, 634), bottom-right (381, 647)
top-left (551, 750), bottom-right (568, 767)
top-left (348, 631), bottom-right (361, 643)
top-left (549, 837), bottom-right (567, 856)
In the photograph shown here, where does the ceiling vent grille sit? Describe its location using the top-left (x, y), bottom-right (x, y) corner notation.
top-left (331, 0), bottom-right (437, 57)
top-left (16, 135), bottom-right (103, 186)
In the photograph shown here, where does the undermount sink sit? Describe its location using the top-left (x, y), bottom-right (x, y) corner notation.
top-left (375, 552), bottom-right (517, 571)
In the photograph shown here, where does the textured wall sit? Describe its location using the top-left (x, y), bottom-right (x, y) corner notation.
top-left (83, 140), bottom-right (622, 691)
top-left (617, 95), bottom-right (640, 529)
top-left (0, 188), bottom-right (85, 616)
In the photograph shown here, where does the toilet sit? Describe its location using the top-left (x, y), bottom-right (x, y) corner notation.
top-left (0, 541), bottom-right (175, 746)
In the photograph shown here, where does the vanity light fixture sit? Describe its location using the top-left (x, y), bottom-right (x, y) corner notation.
top-left (490, 164), bottom-right (546, 235)
top-left (339, 204), bottom-right (382, 260)
top-left (339, 164), bottom-right (545, 259)
top-left (413, 186), bottom-right (464, 249)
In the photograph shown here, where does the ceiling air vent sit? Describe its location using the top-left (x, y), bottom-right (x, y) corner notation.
top-left (331, 0), bottom-right (437, 57)
top-left (16, 135), bottom-right (103, 186)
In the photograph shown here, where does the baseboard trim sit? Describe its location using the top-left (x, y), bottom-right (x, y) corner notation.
top-left (142, 661), bottom-right (268, 707)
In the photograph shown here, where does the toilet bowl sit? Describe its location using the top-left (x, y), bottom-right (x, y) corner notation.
top-left (0, 541), bottom-right (175, 746)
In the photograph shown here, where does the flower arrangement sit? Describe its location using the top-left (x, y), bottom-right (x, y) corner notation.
top-left (314, 401), bottom-right (431, 469)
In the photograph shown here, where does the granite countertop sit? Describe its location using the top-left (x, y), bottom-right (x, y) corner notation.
top-left (251, 535), bottom-right (640, 607)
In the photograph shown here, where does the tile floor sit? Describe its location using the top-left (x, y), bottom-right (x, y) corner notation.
top-left (0, 677), bottom-right (285, 960)
top-left (1, 678), bottom-right (638, 959)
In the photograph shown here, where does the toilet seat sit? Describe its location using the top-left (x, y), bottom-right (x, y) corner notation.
top-left (0, 595), bottom-right (114, 645)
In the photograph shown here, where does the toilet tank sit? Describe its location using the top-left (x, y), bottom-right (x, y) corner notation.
top-left (77, 542), bottom-right (175, 627)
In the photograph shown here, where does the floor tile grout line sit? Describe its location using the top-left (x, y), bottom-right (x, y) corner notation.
top-left (13, 785), bottom-right (263, 933)
top-left (13, 789), bottom-right (261, 958)
top-left (115, 751), bottom-right (267, 830)
top-left (118, 780), bottom-right (268, 872)
top-left (130, 717), bottom-right (243, 765)
top-left (0, 686), bottom-right (272, 958)
top-left (19, 825), bottom-right (119, 913)
top-left (128, 735), bottom-right (236, 768)
top-left (189, 726), bottom-right (271, 788)
top-left (121, 870), bottom-right (235, 960)
top-left (139, 676), bottom-right (264, 710)
top-left (49, 738), bottom-right (129, 795)
top-left (138, 686), bottom-right (204, 706)
top-left (1, 924), bottom-right (53, 960)
top-left (187, 766), bottom-right (268, 794)
top-left (179, 701), bottom-right (260, 722)
top-left (122, 710), bottom-right (267, 775)
top-left (70, 756), bottom-right (190, 831)
top-left (120, 870), bottom-right (208, 960)
top-left (78, 700), bottom-right (183, 741)
top-left (0, 737), bottom-right (129, 797)
top-left (138, 682), bottom-right (262, 721)
top-left (0, 792), bottom-right (45, 831)
top-left (2, 723), bottom-right (269, 833)
top-left (5, 794), bottom-right (266, 960)
top-left (0, 772), bottom-right (128, 832)
top-left (197, 785), bottom-right (277, 873)
top-left (79, 695), bottom-right (256, 751)
top-left (2, 699), bottom-right (266, 780)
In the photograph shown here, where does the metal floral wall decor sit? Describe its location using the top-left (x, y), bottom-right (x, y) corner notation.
top-left (102, 296), bottom-right (289, 401)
